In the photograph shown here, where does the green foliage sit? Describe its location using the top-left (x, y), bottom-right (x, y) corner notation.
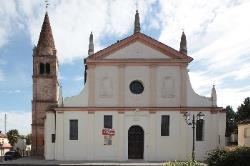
top-left (164, 160), bottom-right (203, 166)
top-left (25, 133), bottom-right (32, 145)
top-left (207, 147), bottom-right (250, 166)
top-left (7, 129), bottom-right (20, 146)
top-left (225, 106), bottom-right (237, 137)
top-left (236, 97), bottom-right (250, 122)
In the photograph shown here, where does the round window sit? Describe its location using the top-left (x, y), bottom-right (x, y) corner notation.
top-left (129, 80), bottom-right (144, 94)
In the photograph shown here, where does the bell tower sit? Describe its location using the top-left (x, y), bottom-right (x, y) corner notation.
top-left (32, 12), bottom-right (59, 156)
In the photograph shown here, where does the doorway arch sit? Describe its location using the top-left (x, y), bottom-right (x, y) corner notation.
top-left (128, 125), bottom-right (144, 159)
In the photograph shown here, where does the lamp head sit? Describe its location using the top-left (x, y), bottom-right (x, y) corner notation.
top-left (183, 112), bottom-right (190, 120)
top-left (197, 112), bottom-right (205, 120)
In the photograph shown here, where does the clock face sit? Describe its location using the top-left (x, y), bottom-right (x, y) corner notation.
top-left (129, 80), bottom-right (144, 94)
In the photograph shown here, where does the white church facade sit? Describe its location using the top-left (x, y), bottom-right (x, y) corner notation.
top-left (32, 10), bottom-right (226, 161)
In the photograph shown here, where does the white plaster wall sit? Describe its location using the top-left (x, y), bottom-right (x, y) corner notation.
top-left (44, 112), bottom-right (55, 160)
top-left (51, 110), bottom-right (225, 161)
top-left (238, 124), bottom-right (250, 147)
top-left (185, 70), bottom-right (212, 107)
top-left (62, 112), bottom-right (88, 160)
top-left (124, 66), bottom-right (150, 107)
top-left (55, 112), bottom-right (64, 160)
top-left (218, 112), bottom-right (226, 147)
top-left (64, 46), bottom-right (214, 108)
top-left (105, 41), bottom-right (170, 59)
top-left (94, 66), bottom-right (119, 107)
top-left (64, 82), bottom-right (89, 107)
top-left (156, 66), bottom-right (181, 107)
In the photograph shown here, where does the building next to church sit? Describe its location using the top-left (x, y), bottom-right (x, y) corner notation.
top-left (32, 10), bottom-right (226, 161)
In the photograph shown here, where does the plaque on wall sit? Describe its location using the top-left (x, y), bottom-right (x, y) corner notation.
top-left (99, 77), bottom-right (113, 98)
top-left (161, 76), bottom-right (175, 98)
top-left (104, 135), bottom-right (112, 145)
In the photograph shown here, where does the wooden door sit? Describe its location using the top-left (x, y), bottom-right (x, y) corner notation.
top-left (128, 125), bottom-right (144, 159)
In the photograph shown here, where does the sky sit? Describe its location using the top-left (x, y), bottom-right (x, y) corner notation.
top-left (0, 0), bottom-right (250, 135)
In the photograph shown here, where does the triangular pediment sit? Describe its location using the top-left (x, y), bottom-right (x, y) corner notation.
top-left (104, 41), bottom-right (171, 59)
top-left (87, 33), bottom-right (193, 62)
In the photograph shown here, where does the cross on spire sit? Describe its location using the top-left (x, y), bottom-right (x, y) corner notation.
top-left (135, 1), bottom-right (138, 10)
top-left (45, 0), bottom-right (50, 10)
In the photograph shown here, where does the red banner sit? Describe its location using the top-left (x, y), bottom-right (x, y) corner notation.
top-left (102, 128), bottom-right (115, 136)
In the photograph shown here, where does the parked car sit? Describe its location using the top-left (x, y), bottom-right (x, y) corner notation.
top-left (3, 151), bottom-right (21, 161)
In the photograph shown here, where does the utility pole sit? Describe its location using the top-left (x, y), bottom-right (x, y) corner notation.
top-left (4, 114), bottom-right (7, 134)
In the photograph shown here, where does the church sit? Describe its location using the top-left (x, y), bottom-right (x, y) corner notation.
top-left (31, 10), bottom-right (226, 161)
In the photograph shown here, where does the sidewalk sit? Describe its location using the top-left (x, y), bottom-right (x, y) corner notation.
top-left (0, 156), bottom-right (165, 166)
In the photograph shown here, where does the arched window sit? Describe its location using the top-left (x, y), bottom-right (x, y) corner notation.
top-left (46, 63), bottom-right (50, 74)
top-left (39, 63), bottom-right (45, 74)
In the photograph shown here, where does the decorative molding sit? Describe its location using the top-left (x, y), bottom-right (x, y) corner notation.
top-left (55, 107), bottom-right (223, 113)
top-left (86, 33), bottom-right (193, 62)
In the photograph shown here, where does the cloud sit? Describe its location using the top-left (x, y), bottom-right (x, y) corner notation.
top-left (73, 76), bottom-right (84, 81)
top-left (157, 0), bottom-right (250, 109)
top-left (0, 89), bottom-right (21, 94)
top-left (15, 0), bottom-right (157, 63)
top-left (218, 86), bottom-right (250, 110)
top-left (1, 0), bottom-right (249, 111)
top-left (0, 0), bottom-right (20, 48)
top-left (0, 111), bottom-right (31, 135)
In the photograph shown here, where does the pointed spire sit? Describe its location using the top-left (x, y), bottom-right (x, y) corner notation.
top-left (37, 12), bottom-right (55, 54)
top-left (88, 32), bottom-right (94, 56)
top-left (134, 10), bottom-right (141, 34)
top-left (179, 31), bottom-right (187, 55)
top-left (211, 85), bottom-right (217, 107)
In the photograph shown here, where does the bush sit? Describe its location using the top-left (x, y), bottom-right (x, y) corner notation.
top-left (164, 160), bottom-right (203, 166)
top-left (207, 147), bottom-right (250, 166)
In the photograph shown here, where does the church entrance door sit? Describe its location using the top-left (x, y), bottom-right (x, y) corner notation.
top-left (128, 125), bottom-right (144, 159)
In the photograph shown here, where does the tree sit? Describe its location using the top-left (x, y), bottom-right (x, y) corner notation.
top-left (7, 129), bottom-right (20, 146)
top-left (19, 134), bottom-right (31, 145)
top-left (236, 97), bottom-right (250, 122)
top-left (25, 134), bottom-right (32, 145)
top-left (225, 106), bottom-right (237, 137)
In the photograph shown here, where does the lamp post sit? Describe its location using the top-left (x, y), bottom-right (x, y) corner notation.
top-left (183, 112), bottom-right (205, 161)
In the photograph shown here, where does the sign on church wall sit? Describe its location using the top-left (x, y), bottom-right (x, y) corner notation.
top-left (104, 135), bottom-right (112, 145)
top-left (102, 128), bottom-right (115, 145)
top-left (102, 128), bottom-right (115, 136)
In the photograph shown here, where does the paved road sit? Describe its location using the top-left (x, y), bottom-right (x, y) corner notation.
top-left (0, 156), bottom-right (165, 166)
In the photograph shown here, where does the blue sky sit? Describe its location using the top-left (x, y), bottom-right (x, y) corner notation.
top-left (0, 0), bottom-right (250, 134)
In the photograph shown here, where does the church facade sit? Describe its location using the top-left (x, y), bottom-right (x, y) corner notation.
top-left (32, 11), bottom-right (226, 161)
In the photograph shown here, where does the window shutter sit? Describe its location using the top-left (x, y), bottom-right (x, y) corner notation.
top-left (104, 115), bottom-right (112, 129)
top-left (70, 120), bottom-right (78, 140)
top-left (196, 119), bottom-right (204, 141)
top-left (161, 115), bottom-right (170, 136)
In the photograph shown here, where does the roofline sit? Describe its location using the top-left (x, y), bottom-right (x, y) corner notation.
top-left (86, 32), bottom-right (193, 62)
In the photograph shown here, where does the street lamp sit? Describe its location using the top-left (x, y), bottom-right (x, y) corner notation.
top-left (183, 112), bottom-right (205, 161)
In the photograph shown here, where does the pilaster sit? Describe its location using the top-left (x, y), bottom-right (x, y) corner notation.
top-left (149, 65), bottom-right (157, 107)
top-left (88, 65), bottom-right (96, 107)
top-left (118, 64), bottom-right (125, 107)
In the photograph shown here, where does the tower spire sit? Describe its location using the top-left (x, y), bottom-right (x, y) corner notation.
top-left (36, 12), bottom-right (55, 55)
top-left (179, 31), bottom-right (187, 55)
top-left (88, 32), bottom-right (94, 56)
top-left (134, 10), bottom-right (141, 34)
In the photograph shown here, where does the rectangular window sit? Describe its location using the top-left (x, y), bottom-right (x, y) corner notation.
top-left (196, 119), bottom-right (204, 141)
top-left (70, 119), bottom-right (78, 140)
top-left (51, 134), bottom-right (55, 143)
top-left (161, 115), bottom-right (170, 136)
top-left (104, 115), bottom-right (112, 129)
